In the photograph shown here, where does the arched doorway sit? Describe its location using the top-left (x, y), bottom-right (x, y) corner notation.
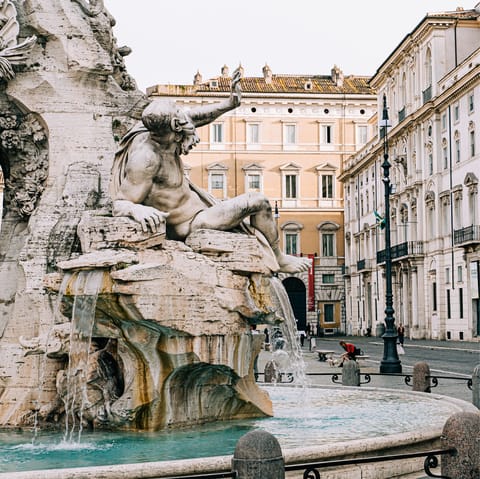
top-left (282, 277), bottom-right (306, 331)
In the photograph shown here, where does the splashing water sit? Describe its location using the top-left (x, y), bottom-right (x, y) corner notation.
top-left (62, 270), bottom-right (104, 443)
top-left (32, 272), bottom-right (73, 445)
top-left (268, 277), bottom-right (309, 388)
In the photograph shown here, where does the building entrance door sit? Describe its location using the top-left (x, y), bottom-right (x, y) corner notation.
top-left (282, 277), bottom-right (306, 331)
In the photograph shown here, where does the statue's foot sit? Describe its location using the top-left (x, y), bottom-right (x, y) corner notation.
top-left (277, 254), bottom-right (312, 273)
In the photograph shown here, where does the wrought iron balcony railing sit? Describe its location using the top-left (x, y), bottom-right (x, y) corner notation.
top-left (356, 258), bottom-right (371, 271)
top-left (453, 225), bottom-right (480, 246)
top-left (377, 241), bottom-right (424, 264)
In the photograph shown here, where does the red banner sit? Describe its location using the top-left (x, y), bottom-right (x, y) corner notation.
top-left (307, 254), bottom-right (315, 311)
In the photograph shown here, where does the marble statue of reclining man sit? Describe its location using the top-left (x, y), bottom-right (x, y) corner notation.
top-left (109, 68), bottom-right (311, 274)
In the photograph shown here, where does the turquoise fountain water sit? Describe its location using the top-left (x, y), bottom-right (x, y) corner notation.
top-left (0, 385), bottom-right (468, 474)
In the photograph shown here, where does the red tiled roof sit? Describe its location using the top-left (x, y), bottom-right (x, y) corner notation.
top-left (198, 74), bottom-right (373, 95)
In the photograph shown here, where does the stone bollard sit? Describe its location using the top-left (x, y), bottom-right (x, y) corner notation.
top-left (441, 412), bottom-right (480, 478)
top-left (342, 359), bottom-right (360, 386)
top-left (232, 429), bottom-right (285, 479)
top-left (264, 360), bottom-right (281, 383)
top-left (472, 364), bottom-right (480, 409)
top-left (412, 361), bottom-right (431, 392)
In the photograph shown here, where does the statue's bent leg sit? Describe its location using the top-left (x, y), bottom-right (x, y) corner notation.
top-left (190, 192), bottom-right (276, 241)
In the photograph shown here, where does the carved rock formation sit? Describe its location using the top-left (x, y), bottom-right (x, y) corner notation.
top-left (29, 215), bottom-right (279, 430)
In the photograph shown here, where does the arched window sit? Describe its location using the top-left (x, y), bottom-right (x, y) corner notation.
top-left (280, 221), bottom-right (304, 255)
top-left (425, 48), bottom-right (432, 88)
top-left (423, 48), bottom-right (433, 102)
top-left (317, 221), bottom-right (339, 258)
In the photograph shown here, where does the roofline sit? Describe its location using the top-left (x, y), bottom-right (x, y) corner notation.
top-left (369, 8), bottom-right (479, 85)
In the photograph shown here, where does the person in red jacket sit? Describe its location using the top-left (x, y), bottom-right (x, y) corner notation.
top-left (339, 341), bottom-right (361, 366)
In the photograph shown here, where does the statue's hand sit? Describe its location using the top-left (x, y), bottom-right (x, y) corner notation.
top-left (130, 204), bottom-right (169, 233)
top-left (230, 67), bottom-right (242, 107)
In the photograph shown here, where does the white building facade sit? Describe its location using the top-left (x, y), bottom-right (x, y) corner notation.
top-left (341, 6), bottom-right (480, 341)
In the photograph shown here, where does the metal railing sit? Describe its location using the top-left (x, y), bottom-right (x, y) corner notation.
top-left (160, 449), bottom-right (457, 479)
top-left (453, 225), bottom-right (480, 246)
top-left (377, 240), bottom-right (424, 263)
top-left (285, 448), bottom-right (456, 479)
top-left (256, 372), bottom-right (473, 391)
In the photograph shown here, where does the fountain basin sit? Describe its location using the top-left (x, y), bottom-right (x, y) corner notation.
top-left (1, 385), bottom-right (476, 478)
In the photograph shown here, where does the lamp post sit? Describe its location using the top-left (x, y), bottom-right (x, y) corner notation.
top-left (379, 94), bottom-right (402, 374)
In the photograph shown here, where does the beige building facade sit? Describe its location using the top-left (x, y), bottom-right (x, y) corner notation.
top-left (147, 65), bottom-right (376, 334)
top-left (341, 5), bottom-right (480, 341)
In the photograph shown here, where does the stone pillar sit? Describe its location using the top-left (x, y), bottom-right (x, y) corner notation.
top-left (441, 412), bottom-right (480, 478)
top-left (412, 361), bottom-right (430, 392)
top-left (411, 267), bottom-right (418, 331)
top-left (402, 268), bottom-right (409, 330)
top-left (473, 364), bottom-right (480, 409)
top-left (342, 360), bottom-right (360, 386)
top-left (264, 361), bottom-right (281, 383)
top-left (232, 430), bottom-right (285, 479)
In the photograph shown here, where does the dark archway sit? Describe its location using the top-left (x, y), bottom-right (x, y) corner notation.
top-left (282, 277), bottom-right (307, 331)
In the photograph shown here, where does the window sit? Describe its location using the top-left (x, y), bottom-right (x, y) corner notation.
top-left (470, 130), bottom-right (475, 157)
top-left (454, 195), bottom-right (462, 230)
top-left (210, 174), bottom-right (224, 189)
top-left (324, 304), bottom-right (334, 323)
top-left (207, 163), bottom-right (228, 198)
top-left (285, 174), bottom-right (298, 199)
top-left (443, 145), bottom-right (448, 169)
top-left (445, 267), bottom-right (450, 284)
top-left (432, 282), bottom-right (437, 311)
top-left (455, 138), bottom-right (461, 163)
top-left (285, 233), bottom-right (298, 255)
top-left (454, 103), bottom-right (459, 122)
top-left (468, 91), bottom-right (474, 113)
top-left (284, 124), bottom-right (296, 145)
top-left (457, 265), bottom-right (463, 283)
top-left (247, 174), bottom-right (260, 190)
top-left (321, 124), bottom-right (333, 144)
top-left (212, 123), bottom-right (224, 143)
top-left (428, 152), bottom-right (433, 175)
top-left (322, 274), bottom-right (335, 284)
top-left (321, 174), bottom-right (333, 198)
top-left (357, 125), bottom-right (368, 145)
top-left (447, 289), bottom-right (451, 319)
top-left (247, 123), bottom-right (260, 144)
top-left (459, 288), bottom-right (464, 318)
top-left (322, 233), bottom-right (334, 257)
top-left (441, 113), bottom-right (447, 130)
top-left (281, 163), bottom-right (301, 205)
top-left (425, 48), bottom-right (432, 87)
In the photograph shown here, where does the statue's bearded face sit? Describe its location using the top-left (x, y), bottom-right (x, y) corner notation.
top-left (172, 112), bottom-right (200, 155)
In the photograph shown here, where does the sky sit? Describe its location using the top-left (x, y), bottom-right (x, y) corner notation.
top-left (103, 0), bottom-right (474, 92)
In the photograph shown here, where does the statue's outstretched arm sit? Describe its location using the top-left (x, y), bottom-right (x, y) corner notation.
top-left (189, 68), bottom-right (242, 127)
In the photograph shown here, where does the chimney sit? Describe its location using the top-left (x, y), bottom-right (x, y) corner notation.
top-left (193, 70), bottom-right (202, 85)
top-left (263, 63), bottom-right (272, 84)
top-left (221, 64), bottom-right (229, 77)
top-left (331, 65), bottom-right (344, 87)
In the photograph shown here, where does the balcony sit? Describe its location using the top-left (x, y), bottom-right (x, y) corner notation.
top-left (377, 241), bottom-right (424, 264)
top-left (422, 85), bottom-right (432, 103)
top-left (454, 225), bottom-right (480, 247)
top-left (356, 259), bottom-right (372, 272)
